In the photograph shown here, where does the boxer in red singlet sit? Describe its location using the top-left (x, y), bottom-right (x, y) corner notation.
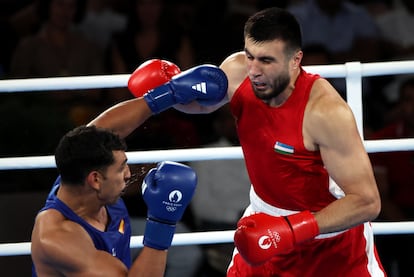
top-left (174, 7), bottom-right (386, 277)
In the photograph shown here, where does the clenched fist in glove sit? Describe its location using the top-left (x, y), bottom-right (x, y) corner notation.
top-left (142, 161), bottom-right (197, 250)
top-left (128, 59), bottom-right (181, 98)
top-left (144, 65), bottom-right (228, 114)
top-left (234, 211), bottom-right (319, 265)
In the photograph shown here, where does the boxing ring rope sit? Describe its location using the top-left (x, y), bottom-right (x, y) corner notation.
top-left (1, 139), bottom-right (414, 170)
top-left (1, 61), bottom-right (414, 256)
top-left (2, 222), bottom-right (414, 257)
top-left (1, 60), bottom-right (413, 93)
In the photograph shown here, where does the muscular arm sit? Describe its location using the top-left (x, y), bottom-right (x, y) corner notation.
top-left (306, 79), bottom-right (381, 234)
top-left (32, 210), bottom-right (167, 277)
top-left (87, 98), bottom-right (152, 139)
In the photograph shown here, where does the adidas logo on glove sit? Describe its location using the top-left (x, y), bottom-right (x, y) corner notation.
top-left (192, 82), bottom-right (207, 93)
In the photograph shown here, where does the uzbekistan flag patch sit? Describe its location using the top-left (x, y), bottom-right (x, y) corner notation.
top-left (274, 141), bottom-right (294, 155)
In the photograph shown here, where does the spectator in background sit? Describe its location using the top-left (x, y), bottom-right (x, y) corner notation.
top-left (9, 0), bottom-right (106, 126)
top-left (369, 77), bottom-right (414, 277)
top-left (365, 0), bottom-right (414, 132)
top-left (169, 0), bottom-right (197, 40)
top-left (287, 0), bottom-right (382, 63)
top-left (107, 0), bottom-right (202, 153)
top-left (191, 0), bottom-right (233, 65)
top-left (374, 0), bottom-right (414, 60)
top-left (77, 0), bottom-right (127, 53)
top-left (0, 1), bottom-right (43, 78)
top-left (107, 0), bottom-right (201, 152)
top-left (1, 0), bottom-right (108, 192)
top-left (10, 0), bottom-right (104, 79)
top-left (2, 0), bottom-right (107, 160)
top-left (109, 0), bottom-right (195, 75)
top-left (107, 0), bottom-right (200, 148)
top-left (7, 0), bottom-right (43, 38)
top-left (189, 105), bottom-right (250, 276)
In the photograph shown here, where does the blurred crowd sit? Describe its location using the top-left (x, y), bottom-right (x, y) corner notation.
top-left (0, 0), bottom-right (413, 276)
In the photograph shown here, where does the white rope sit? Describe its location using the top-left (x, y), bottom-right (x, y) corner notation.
top-left (1, 222), bottom-right (413, 256)
top-left (0, 74), bottom-right (130, 92)
top-left (305, 60), bottom-right (414, 78)
top-left (1, 61), bottom-right (413, 92)
top-left (0, 138), bottom-right (413, 170)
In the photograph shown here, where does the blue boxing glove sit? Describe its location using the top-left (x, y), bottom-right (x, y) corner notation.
top-left (143, 64), bottom-right (228, 114)
top-left (142, 161), bottom-right (197, 250)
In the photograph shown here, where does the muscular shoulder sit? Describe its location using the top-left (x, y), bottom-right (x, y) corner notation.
top-left (220, 51), bottom-right (248, 99)
top-left (32, 209), bottom-right (127, 276)
top-left (32, 210), bottom-right (94, 274)
top-left (33, 209), bottom-right (84, 234)
top-left (32, 209), bottom-right (70, 240)
top-left (304, 78), bottom-right (357, 148)
top-left (32, 209), bottom-right (87, 253)
top-left (308, 79), bottom-right (350, 113)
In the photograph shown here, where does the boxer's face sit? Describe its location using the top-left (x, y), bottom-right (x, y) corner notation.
top-left (96, 151), bottom-right (131, 204)
top-left (244, 38), bottom-right (292, 103)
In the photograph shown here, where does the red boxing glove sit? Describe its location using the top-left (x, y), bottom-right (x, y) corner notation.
top-left (234, 211), bottom-right (319, 265)
top-left (127, 59), bottom-right (181, 98)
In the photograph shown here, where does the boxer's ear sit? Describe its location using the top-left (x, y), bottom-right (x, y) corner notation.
top-left (87, 170), bottom-right (104, 191)
top-left (292, 50), bottom-right (303, 69)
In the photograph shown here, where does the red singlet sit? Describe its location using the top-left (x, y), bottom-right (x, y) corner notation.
top-left (227, 69), bottom-right (386, 277)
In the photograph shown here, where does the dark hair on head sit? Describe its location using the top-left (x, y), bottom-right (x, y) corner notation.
top-left (244, 7), bottom-right (302, 55)
top-left (55, 125), bottom-right (127, 185)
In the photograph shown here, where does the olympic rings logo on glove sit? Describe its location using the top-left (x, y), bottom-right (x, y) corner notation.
top-left (161, 190), bottom-right (184, 213)
top-left (258, 229), bottom-right (281, 250)
top-left (166, 206), bottom-right (177, 212)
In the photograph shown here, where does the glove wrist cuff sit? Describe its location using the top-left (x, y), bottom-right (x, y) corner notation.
top-left (144, 85), bottom-right (175, 114)
top-left (286, 211), bottom-right (319, 244)
top-left (143, 218), bottom-right (176, 250)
